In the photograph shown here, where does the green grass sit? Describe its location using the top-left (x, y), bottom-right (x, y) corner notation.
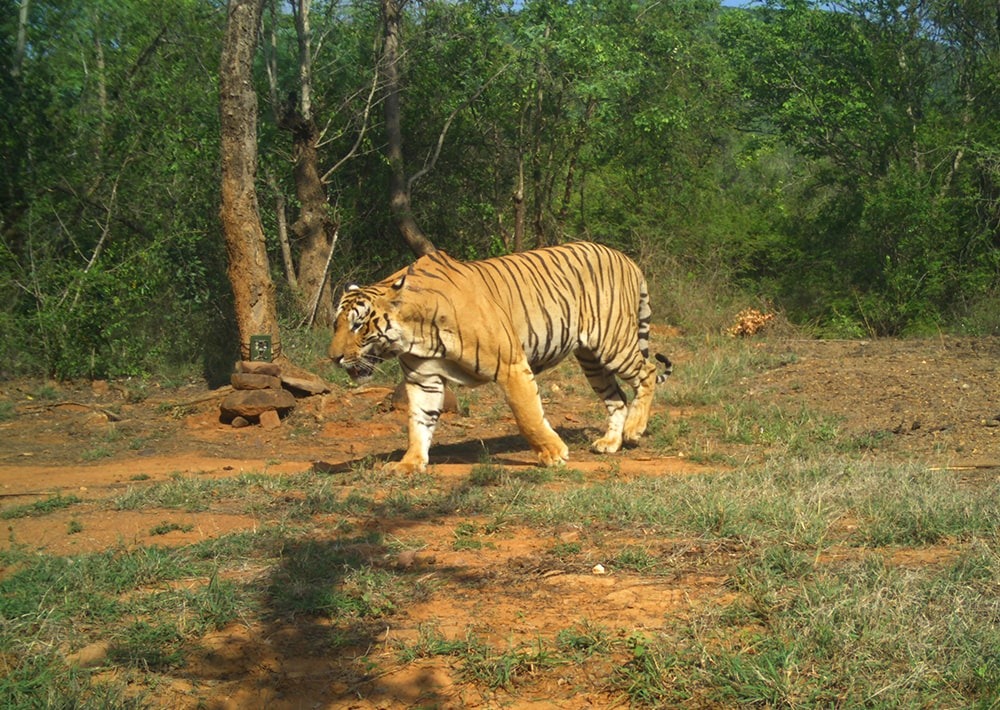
top-left (665, 337), bottom-right (793, 407)
top-left (461, 637), bottom-right (565, 689)
top-left (3, 457), bottom-right (995, 708)
top-left (555, 620), bottom-right (615, 659)
top-left (0, 544), bottom-right (251, 706)
top-left (1, 494), bottom-right (82, 519)
top-left (149, 521), bottom-right (194, 536)
top-left (699, 545), bottom-right (1000, 707)
top-left (107, 621), bottom-right (186, 671)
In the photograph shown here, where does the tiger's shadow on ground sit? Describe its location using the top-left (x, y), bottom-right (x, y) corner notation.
top-left (311, 426), bottom-right (598, 473)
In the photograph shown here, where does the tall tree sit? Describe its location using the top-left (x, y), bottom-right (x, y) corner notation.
top-left (267, 0), bottom-right (341, 326)
top-left (219, 0), bottom-right (283, 361)
top-left (380, 0), bottom-right (436, 256)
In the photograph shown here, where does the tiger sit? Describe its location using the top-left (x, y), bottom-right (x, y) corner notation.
top-left (329, 241), bottom-right (672, 474)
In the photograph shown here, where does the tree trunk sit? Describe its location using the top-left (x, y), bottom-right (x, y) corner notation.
top-left (219, 0), bottom-right (283, 362)
top-left (380, 0), bottom-right (436, 256)
top-left (281, 106), bottom-right (338, 325)
top-left (266, 171), bottom-right (297, 289)
top-left (530, 23), bottom-right (551, 248)
top-left (12, 0), bottom-right (29, 79)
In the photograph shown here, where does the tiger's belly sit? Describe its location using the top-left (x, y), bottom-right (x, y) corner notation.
top-left (399, 354), bottom-right (489, 387)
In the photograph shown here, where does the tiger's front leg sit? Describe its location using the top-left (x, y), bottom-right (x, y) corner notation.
top-left (498, 360), bottom-right (569, 467)
top-left (386, 376), bottom-right (445, 475)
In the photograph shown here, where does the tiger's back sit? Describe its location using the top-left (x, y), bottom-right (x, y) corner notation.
top-left (403, 242), bottom-right (653, 377)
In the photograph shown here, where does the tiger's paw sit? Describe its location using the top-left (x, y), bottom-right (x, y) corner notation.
top-left (536, 442), bottom-right (569, 468)
top-left (622, 426), bottom-right (646, 446)
top-left (590, 434), bottom-right (623, 454)
top-left (623, 415), bottom-right (649, 444)
top-left (383, 459), bottom-right (427, 475)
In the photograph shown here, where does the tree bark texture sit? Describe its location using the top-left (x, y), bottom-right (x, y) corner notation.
top-left (280, 106), bottom-right (338, 325)
top-left (219, 0), bottom-right (282, 361)
top-left (380, 0), bottom-right (436, 256)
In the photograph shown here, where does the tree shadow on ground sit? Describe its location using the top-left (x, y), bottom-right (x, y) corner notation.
top-left (174, 466), bottom-right (546, 708)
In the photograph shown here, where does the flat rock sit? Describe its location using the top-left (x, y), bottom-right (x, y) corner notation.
top-left (65, 640), bottom-right (110, 668)
top-left (231, 373), bottom-right (282, 390)
top-left (220, 388), bottom-right (295, 419)
top-left (281, 373), bottom-right (331, 395)
top-left (236, 360), bottom-right (282, 377)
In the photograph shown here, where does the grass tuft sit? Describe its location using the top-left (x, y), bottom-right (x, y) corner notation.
top-left (1, 495), bottom-right (82, 520)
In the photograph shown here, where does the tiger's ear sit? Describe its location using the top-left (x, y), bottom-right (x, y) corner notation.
top-left (346, 284), bottom-right (360, 292)
top-left (391, 275), bottom-right (406, 291)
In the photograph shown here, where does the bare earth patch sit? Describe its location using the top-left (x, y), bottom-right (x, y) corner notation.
top-left (1, 336), bottom-right (998, 708)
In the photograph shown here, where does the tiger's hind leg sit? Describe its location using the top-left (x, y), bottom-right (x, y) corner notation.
top-left (623, 360), bottom-right (659, 445)
top-left (575, 349), bottom-right (630, 453)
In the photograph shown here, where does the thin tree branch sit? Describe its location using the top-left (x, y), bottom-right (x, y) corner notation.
top-left (320, 64), bottom-right (381, 182)
top-left (300, 222), bottom-right (339, 328)
top-left (407, 61), bottom-right (512, 195)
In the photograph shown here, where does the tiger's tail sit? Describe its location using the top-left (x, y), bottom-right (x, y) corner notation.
top-left (638, 280), bottom-right (673, 384)
top-left (655, 353), bottom-right (673, 383)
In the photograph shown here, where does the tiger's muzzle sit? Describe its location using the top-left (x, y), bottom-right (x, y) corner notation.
top-left (335, 354), bottom-right (382, 383)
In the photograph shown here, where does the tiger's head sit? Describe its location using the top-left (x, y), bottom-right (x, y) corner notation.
top-left (329, 274), bottom-right (408, 383)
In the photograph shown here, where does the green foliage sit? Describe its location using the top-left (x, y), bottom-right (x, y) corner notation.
top-left (2, 0), bottom-right (998, 379)
top-left (719, 0), bottom-right (1000, 334)
top-left (614, 632), bottom-right (686, 705)
top-left (1, 0), bottom-right (229, 378)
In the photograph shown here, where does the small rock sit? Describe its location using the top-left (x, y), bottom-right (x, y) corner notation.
top-left (396, 550), bottom-right (417, 568)
top-left (558, 530), bottom-right (580, 544)
top-left (259, 409), bottom-right (281, 430)
top-left (65, 641), bottom-right (110, 668)
top-left (396, 549), bottom-right (437, 569)
top-left (280, 373), bottom-right (330, 395)
top-left (85, 411), bottom-right (110, 426)
top-left (414, 551), bottom-right (437, 566)
top-left (592, 563), bottom-right (607, 575)
top-left (231, 416), bottom-right (251, 428)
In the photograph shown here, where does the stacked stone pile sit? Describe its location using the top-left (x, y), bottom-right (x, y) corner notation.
top-left (220, 360), bottom-right (327, 429)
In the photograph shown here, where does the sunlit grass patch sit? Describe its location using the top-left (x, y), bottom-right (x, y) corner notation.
top-left (1, 494), bottom-right (83, 520)
top-left (702, 543), bottom-right (1000, 707)
top-left (664, 337), bottom-right (792, 408)
top-left (0, 541), bottom-right (253, 707)
top-left (524, 457), bottom-right (998, 552)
